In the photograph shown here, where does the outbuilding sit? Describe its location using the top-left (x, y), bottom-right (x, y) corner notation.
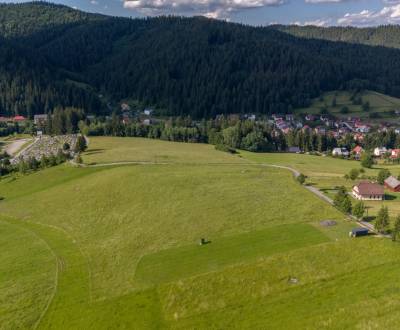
top-left (384, 176), bottom-right (400, 192)
top-left (349, 228), bottom-right (369, 237)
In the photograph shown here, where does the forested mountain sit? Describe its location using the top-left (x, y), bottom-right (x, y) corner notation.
top-left (271, 25), bottom-right (400, 49)
top-left (3, 2), bottom-right (400, 118)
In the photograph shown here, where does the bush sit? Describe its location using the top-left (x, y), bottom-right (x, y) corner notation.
top-left (349, 168), bottom-right (360, 180)
top-left (377, 168), bottom-right (391, 185)
top-left (361, 152), bottom-right (374, 168)
top-left (297, 174), bottom-right (306, 185)
top-left (215, 144), bottom-right (236, 154)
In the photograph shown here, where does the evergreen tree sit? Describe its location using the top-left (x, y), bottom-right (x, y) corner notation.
top-left (361, 152), bottom-right (374, 168)
top-left (392, 215), bottom-right (400, 241)
top-left (375, 206), bottom-right (390, 234)
top-left (353, 201), bottom-right (365, 219)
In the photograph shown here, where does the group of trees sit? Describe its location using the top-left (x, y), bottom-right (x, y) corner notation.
top-left (40, 107), bottom-right (85, 135)
top-left (80, 116), bottom-right (289, 152)
top-left (332, 186), bottom-right (400, 240)
top-left (0, 149), bottom-right (70, 177)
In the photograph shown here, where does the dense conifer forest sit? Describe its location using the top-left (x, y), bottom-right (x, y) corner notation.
top-left (3, 2), bottom-right (400, 118)
top-left (271, 25), bottom-right (400, 50)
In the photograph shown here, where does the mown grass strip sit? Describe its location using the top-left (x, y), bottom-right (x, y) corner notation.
top-left (135, 224), bottom-right (329, 285)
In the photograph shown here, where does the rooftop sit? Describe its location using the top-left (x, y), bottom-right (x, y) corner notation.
top-left (354, 181), bottom-right (384, 196)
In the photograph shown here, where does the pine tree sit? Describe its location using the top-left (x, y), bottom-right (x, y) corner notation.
top-left (353, 201), bottom-right (365, 219)
top-left (375, 206), bottom-right (390, 234)
top-left (392, 215), bottom-right (400, 241)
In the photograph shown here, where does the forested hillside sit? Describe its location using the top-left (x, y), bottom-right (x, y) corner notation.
top-left (272, 25), bottom-right (400, 49)
top-left (3, 2), bottom-right (400, 118)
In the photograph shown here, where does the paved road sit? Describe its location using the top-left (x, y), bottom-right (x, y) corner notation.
top-left (260, 163), bottom-right (380, 234)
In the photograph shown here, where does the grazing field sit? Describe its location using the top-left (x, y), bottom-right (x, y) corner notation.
top-left (83, 136), bottom-right (248, 165)
top-left (242, 151), bottom-right (400, 219)
top-left (135, 224), bottom-right (329, 285)
top-left (296, 90), bottom-right (400, 123)
top-left (2, 137), bottom-right (400, 328)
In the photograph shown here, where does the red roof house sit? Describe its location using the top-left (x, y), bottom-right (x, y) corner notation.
top-left (352, 182), bottom-right (384, 200)
top-left (353, 146), bottom-right (364, 154)
top-left (391, 149), bottom-right (400, 159)
top-left (13, 115), bottom-right (26, 122)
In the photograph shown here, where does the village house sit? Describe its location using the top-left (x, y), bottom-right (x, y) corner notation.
top-left (34, 114), bottom-right (48, 126)
top-left (353, 133), bottom-right (365, 142)
top-left (0, 116), bottom-right (12, 123)
top-left (305, 114), bottom-right (316, 121)
top-left (355, 125), bottom-right (371, 133)
top-left (314, 126), bottom-right (326, 135)
top-left (391, 149), bottom-right (400, 159)
top-left (352, 182), bottom-right (384, 201)
top-left (384, 176), bottom-right (400, 192)
top-left (332, 147), bottom-right (349, 157)
top-left (143, 109), bottom-right (153, 116)
top-left (285, 114), bottom-right (294, 122)
top-left (352, 145), bottom-right (364, 159)
top-left (374, 147), bottom-right (388, 157)
top-left (13, 115), bottom-right (26, 123)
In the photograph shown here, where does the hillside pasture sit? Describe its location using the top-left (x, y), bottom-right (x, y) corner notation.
top-left (242, 151), bottom-right (400, 219)
top-left (2, 137), bottom-right (400, 328)
top-left (296, 90), bottom-right (400, 123)
top-left (83, 137), bottom-right (248, 165)
top-left (135, 224), bottom-right (329, 285)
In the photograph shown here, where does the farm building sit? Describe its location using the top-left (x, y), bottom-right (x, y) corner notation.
top-left (332, 147), bottom-right (349, 157)
top-left (349, 228), bottom-right (369, 237)
top-left (34, 114), bottom-right (48, 125)
top-left (352, 182), bottom-right (384, 201)
top-left (384, 176), bottom-right (400, 192)
top-left (374, 147), bottom-right (388, 157)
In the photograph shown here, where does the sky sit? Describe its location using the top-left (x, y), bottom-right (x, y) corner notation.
top-left (3, 0), bottom-right (400, 26)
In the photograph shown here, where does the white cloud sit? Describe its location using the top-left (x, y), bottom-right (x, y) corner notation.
top-left (123, 0), bottom-right (286, 18)
top-left (305, 0), bottom-right (347, 3)
top-left (292, 18), bottom-right (331, 26)
top-left (338, 4), bottom-right (400, 26)
top-left (90, 0), bottom-right (99, 5)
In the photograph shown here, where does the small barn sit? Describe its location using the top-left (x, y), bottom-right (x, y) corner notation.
top-left (384, 176), bottom-right (400, 192)
top-left (352, 181), bottom-right (384, 201)
top-left (349, 228), bottom-right (369, 237)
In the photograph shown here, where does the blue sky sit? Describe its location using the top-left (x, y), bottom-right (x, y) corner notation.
top-left (3, 0), bottom-right (400, 26)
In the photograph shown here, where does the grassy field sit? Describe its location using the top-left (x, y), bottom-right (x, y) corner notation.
top-left (241, 151), bottom-right (400, 219)
top-left (3, 137), bottom-right (400, 328)
top-left (135, 224), bottom-right (329, 285)
top-left (83, 136), bottom-right (248, 165)
top-left (296, 90), bottom-right (400, 123)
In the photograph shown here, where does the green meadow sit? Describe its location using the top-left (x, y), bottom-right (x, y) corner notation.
top-left (241, 150), bottom-right (400, 219)
top-left (2, 137), bottom-right (400, 328)
top-left (296, 90), bottom-right (400, 123)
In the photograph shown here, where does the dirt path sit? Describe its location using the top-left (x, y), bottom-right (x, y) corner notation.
top-left (4, 138), bottom-right (33, 156)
